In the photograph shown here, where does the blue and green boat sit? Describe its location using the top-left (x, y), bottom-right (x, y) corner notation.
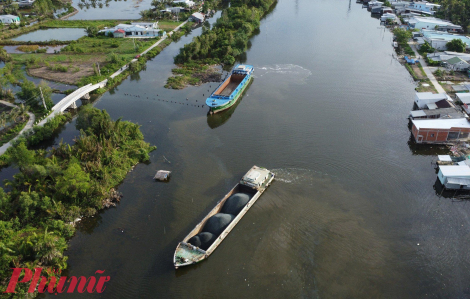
top-left (206, 64), bottom-right (254, 114)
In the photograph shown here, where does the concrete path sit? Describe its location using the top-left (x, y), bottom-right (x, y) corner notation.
top-left (410, 42), bottom-right (446, 94)
top-left (0, 100), bottom-right (35, 155)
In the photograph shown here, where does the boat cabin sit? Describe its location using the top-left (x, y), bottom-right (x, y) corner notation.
top-left (240, 166), bottom-right (271, 190)
top-left (154, 170), bottom-right (171, 181)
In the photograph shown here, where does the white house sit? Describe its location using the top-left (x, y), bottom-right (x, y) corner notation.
top-left (172, 0), bottom-right (195, 7)
top-left (407, 1), bottom-right (440, 15)
top-left (438, 165), bottom-right (470, 190)
top-left (190, 12), bottom-right (205, 23)
top-left (408, 17), bottom-right (462, 32)
top-left (101, 23), bottom-right (166, 38)
top-left (414, 92), bottom-right (450, 109)
top-left (444, 57), bottom-right (470, 71)
top-left (18, 0), bottom-right (35, 6)
top-left (0, 15), bottom-right (20, 25)
top-left (160, 6), bottom-right (184, 13)
top-left (427, 51), bottom-right (470, 63)
top-left (456, 93), bottom-right (470, 114)
top-left (421, 30), bottom-right (470, 51)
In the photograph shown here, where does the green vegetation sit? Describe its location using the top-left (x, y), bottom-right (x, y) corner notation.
top-left (446, 38), bottom-right (466, 52)
top-left (418, 41), bottom-right (435, 54)
top-left (405, 64), bottom-right (419, 80)
top-left (166, 62), bottom-right (219, 89)
top-left (0, 103), bottom-right (30, 147)
top-left (434, 0), bottom-right (470, 33)
top-left (16, 45), bottom-right (40, 52)
top-left (167, 0), bottom-right (277, 88)
top-left (17, 80), bottom-right (53, 114)
top-left (0, 107), bottom-right (155, 295)
top-left (0, 62), bottom-right (23, 102)
top-left (392, 28), bottom-right (414, 57)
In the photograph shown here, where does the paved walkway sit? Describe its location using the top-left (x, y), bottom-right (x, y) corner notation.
top-left (409, 42), bottom-right (446, 94)
top-left (0, 100), bottom-right (35, 155)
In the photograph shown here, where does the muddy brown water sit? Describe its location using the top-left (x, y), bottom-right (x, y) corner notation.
top-left (9, 0), bottom-right (468, 297)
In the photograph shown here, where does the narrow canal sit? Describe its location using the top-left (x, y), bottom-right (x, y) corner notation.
top-left (36, 0), bottom-right (470, 297)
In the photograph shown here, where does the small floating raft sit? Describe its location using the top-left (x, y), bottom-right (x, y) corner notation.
top-left (154, 170), bottom-right (171, 181)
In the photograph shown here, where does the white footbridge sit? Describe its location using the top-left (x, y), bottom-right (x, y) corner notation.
top-left (37, 81), bottom-right (106, 126)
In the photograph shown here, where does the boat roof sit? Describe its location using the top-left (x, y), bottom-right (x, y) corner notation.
top-left (241, 166), bottom-right (270, 186)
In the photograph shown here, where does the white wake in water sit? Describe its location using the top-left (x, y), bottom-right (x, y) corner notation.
top-left (272, 168), bottom-right (337, 186)
top-left (254, 64), bottom-right (312, 83)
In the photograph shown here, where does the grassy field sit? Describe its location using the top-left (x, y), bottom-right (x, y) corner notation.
top-left (4, 19), bottom-right (185, 86)
top-left (43, 19), bottom-right (121, 28)
top-left (10, 35), bottom-right (159, 85)
top-left (157, 21), bottom-right (184, 31)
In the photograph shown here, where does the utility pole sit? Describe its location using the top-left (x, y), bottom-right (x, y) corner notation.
top-left (39, 87), bottom-right (47, 110)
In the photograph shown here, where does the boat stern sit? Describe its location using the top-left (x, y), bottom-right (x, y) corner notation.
top-left (174, 242), bottom-right (207, 269)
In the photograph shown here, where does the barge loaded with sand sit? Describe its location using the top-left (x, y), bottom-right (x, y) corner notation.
top-left (205, 64), bottom-right (253, 114)
top-left (173, 165), bottom-right (275, 269)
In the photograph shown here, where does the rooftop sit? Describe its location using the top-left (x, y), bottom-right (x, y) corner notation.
top-left (422, 30), bottom-right (470, 44)
top-left (439, 165), bottom-right (470, 177)
top-left (457, 93), bottom-right (470, 104)
top-left (409, 17), bottom-right (453, 26)
top-left (446, 57), bottom-right (467, 65)
top-left (415, 92), bottom-right (448, 101)
top-left (412, 118), bottom-right (470, 130)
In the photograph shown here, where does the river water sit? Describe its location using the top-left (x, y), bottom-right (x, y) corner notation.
top-left (34, 0), bottom-right (470, 297)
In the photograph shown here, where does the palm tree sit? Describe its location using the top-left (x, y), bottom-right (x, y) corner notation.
top-left (0, 112), bottom-right (8, 131)
top-left (33, 228), bottom-right (67, 265)
top-left (16, 103), bottom-right (29, 122)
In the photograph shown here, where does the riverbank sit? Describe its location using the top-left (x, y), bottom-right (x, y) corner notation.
top-left (2, 20), bottom-right (184, 86)
top-left (0, 106), bottom-right (156, 296)
top-left (165, 0), bottom-right (278, 89)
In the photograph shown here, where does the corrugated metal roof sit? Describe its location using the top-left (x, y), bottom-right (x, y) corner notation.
top-left (412, 118), bottom-right (470, 130)
top-left (438, 155), bottom-right (453, 162)
top-left (456, 93), bottom-right (470, 104)
top-left (440, 165), bottom-right (470, 177)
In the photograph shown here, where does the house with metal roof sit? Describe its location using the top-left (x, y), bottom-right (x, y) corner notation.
top-left (190, 12), bottom-right (205, 23)
top-left (414, 92), bottom-right (451, 109)
top-left (456, 93), bottom-right (470, 115)
top-left (407, 2), bottom-right (441, 15)
top-left (0, 15), bottom-right (20, 25)
top-left (444, 57), bottom-right (470, 71)
top-left (101, 23), bottom-right (166, 38)
top-left (438, 165), bottom-right (470, 190)
top-left (409, 107), bottom-right (464, 120)
top-left (421, 30), bottom-right (470, 51)
top-left (408, 16), bottom-right (462, 31)
top-left (173, 0), bottom-right (195, 7)
top-left (113, 29), bottom-right (125, 38)
top-left (426, 51), bottom-right (470, 63)
top-left (411, 118), bottom-right (470, 144)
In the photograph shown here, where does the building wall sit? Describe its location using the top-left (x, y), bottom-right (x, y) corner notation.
top-left (412, 124), bottom-right (470, 143)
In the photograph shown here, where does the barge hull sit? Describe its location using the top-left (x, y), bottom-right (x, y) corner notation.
top-left (174, 166), bottom-right (274, 268)
top-left (210, 76), bottom-right (252, 114)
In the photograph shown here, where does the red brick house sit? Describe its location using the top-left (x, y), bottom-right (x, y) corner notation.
top-left (411, 118), bottom-right (470, 144)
